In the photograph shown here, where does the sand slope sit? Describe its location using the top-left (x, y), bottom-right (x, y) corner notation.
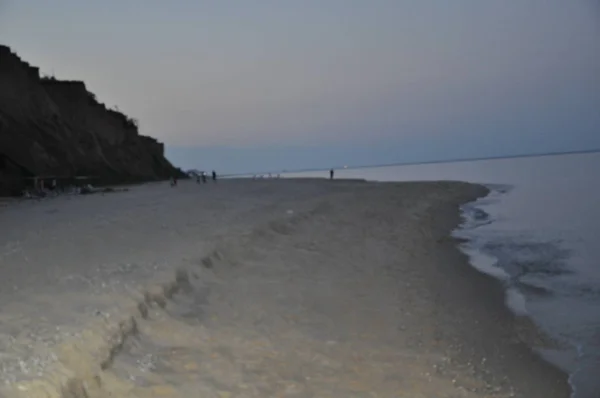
top-left (0, 179), bottom-right (570, 397)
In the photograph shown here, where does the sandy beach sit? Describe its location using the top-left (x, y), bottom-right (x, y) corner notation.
top-left (0, 179), bottom-right (570, 397)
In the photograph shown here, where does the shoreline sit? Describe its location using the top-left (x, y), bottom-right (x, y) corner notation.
top-left (0, 179), bottom-right (571, 397)
top-left (432, 187), bottom-right (572, 396)
top-left (455, 186), bottom-right (583, 397)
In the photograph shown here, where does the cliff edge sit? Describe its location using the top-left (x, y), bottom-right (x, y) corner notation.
top-left (0, 45), bottom-right (182, 196)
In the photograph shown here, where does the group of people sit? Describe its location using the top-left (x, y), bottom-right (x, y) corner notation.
top-left (196, 170), bottom-right (217, 184)
top-left (170, 170), bottom-right (217, 187)
top-left (170, 168), bottom-right (335, 186)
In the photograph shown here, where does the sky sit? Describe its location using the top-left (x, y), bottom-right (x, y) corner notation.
top-left (1, 1), bottom-right (599, 173)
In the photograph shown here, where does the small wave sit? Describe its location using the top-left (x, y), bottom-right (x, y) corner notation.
top-left (482, 240), bottom-right (572, 280)
top-left (505, 287), bottom-right (528, 316)
top-left (515, 278), bottom-right (554, 297)
top-left (456, 243), bottom-right (509, 281)
top-left (458, 205), bottom-right (493, 230)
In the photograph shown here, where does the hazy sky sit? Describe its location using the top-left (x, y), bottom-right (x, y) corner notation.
top-left (1, 1), bottom-right (599, 173)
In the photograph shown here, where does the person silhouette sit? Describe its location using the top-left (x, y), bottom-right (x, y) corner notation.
top-left (212, 170), bottom-right (217, 182)
top-left (330, 169), bottom-right (334, 180)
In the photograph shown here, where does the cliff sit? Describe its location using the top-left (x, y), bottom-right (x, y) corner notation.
top-left (0, 45), bottom-right (182, 196)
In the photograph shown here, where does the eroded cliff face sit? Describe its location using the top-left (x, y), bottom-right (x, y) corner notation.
top-left (0, 45), bottom-right (181, 195)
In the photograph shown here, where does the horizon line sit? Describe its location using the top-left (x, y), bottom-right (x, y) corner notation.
top-left (221, 147), bottom-right (600, 177)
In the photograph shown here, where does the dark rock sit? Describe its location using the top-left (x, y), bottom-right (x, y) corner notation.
top-left (0, 45), bottom-right (183, 196)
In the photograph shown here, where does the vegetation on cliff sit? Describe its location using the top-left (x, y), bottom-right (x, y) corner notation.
top-left (0, 45), bottom-right (182, 196)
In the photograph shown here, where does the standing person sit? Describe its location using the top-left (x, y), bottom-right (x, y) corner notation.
top-left (330, 169), bottom-right (334, 180)
top-left (212, 170), bottom-right (217, 182)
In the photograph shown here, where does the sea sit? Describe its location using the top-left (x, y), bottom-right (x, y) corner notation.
top-left (284, 151), bottom-right (600, 398)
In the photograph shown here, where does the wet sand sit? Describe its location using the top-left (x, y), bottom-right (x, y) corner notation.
top-left (0, 179), bottom-right (570, 397)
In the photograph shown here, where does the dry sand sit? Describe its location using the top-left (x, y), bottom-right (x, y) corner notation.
top-left (0, 179), bottom-right (570, 397)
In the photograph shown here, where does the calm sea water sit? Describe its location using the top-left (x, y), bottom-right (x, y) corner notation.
top-left (286, 152), bottom-right (600, 398)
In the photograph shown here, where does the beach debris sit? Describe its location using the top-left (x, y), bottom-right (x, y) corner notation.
top-left (21, 184), bottom-right (126, 199)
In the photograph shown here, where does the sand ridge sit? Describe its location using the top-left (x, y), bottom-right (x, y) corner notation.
top-left (0, 179), bottom-right (570, 397)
